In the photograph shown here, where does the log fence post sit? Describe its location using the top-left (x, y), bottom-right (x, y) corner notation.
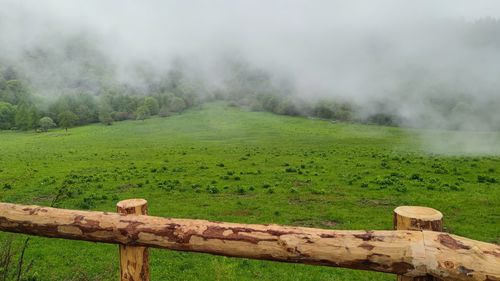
top-left (117, 199), bottom-right (150, 281)
top-left (394, 206), bottom-right (443, 281)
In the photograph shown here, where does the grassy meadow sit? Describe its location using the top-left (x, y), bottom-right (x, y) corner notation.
top-left (0, 103), bottom-right (499, 280)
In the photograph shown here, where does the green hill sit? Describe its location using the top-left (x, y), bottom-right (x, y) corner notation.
top-left (0, 103), bottom-right (498, 280)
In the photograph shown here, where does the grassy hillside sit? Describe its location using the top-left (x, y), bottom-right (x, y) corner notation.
top-left (0, 103), bottom-right (499, 281)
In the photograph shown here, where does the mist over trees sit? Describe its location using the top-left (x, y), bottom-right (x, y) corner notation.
top-left (0, 57), bottom-right (201, 130)
top-left (0, 1), bottom-right (499, 132)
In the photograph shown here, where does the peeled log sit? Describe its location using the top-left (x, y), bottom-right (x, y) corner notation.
top-left (0, 202), bottom-right (498, 281)
top-left (423, 231), bottom-right (500, 281)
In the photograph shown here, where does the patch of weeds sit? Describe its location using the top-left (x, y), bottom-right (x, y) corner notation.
top-left (236, 186), bottom-right (246, 195)
top-left (477, 175), bottom-right (497, 183)
top-left (395, 183), bottom-right (407, 193)
top-left (432, 163), bottom-right (448, 174)
top-left (80, 196), bottom-right (96, 209)
top-left (409, 173), bottom-right (424, 182)
top-left (207, 186), bottom-right (219, 194)
top-left (310, 188), bottom-right (326, 195)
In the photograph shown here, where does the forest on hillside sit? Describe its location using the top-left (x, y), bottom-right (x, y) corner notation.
top-left (1, 17), bottom-right (500, 132)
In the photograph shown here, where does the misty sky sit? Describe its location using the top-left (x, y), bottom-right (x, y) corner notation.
top-left (1, 1), bottom-right (500, 149)
top-left (2, 1), bottom-right (500, 93)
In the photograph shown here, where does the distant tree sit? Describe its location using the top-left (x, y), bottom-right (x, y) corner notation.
top-left (58, 111), bottom-right (78, 132)
top-left (0, 72), bottom-right (5, 93)
top-left (98, 100), bottom-right (113, 125)
top-left (313, 102), bottom-right (334, 119)
top-left (29, 105), bottom-right (39, 128)
top-left (0, 102), bottom-right (16, 130)
top-left (75, 93), bottom-right (98, 122)
top-left (104, 91), bottom-right (139, 113)
top-left (158, 106), bottom-right (172, 117)
top-left (0, 81), bottom-right (17, 105)
top-left (3, 66), bottom-right (18, 81)
top-left (109, 111), bottom-right (128, 121)
top-left (39, 117), bottom-right (56, 132)
top-left (333, 103), bottom-right (354, 122)
top-left (135, 105), bottom-right (150, 121)
top-left (276, 99), bottom-right (300, 116)
top-left (175, 81), bottom-right (199, 107)
top-left (366, 113), bottom-right (400, 126)
top-left (156, 92), bottom-right (175, 108)
top-left (261, 94), bottom-right (281, 113)
top-left (143, 97), bottom-right (159, 115)
top-left (47, 93), bottom-right (98, 125)
top-left (15, 103), bottom-right (37, 130)
top-left (75, 104), bottom-right (92, 124)
top-left (15, 104), bottom-right (30, 129)
top-left (47, 96), bottom-right (70, 122)
top-left (168, 96), bottom-right (186, 113)
top-left (1, 80), bottom-right (30, 105)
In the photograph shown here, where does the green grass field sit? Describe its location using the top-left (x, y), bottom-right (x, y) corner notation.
top-left (0, 103), bottom-right (499, 280)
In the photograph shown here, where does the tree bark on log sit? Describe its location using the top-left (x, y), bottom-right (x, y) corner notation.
top-left (117, 199), bottom-right (150, 281)
top-left (423, 231), bottom-right (499, 281)
top-left (0, 202), bottom-right (498, 281)
top-left (394, 206), bottom-right (443, 281)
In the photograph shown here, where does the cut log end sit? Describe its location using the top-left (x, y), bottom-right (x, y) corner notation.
top-left (117, 199), bottom-right (148, 215)
top-left (394, 206), bottom-right (443, 221)
top-left (394, 206), bottom-right (443, 232)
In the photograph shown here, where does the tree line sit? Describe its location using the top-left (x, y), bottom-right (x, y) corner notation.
top-left (0, 57), bottom-right (377, 133)
top-left (0, 65), bottom-right (196, 132)
top-left (0, 60), bottom-right (482, 132)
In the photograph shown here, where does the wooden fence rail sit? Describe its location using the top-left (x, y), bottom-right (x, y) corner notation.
top-left (0, 200), bottom-right (498, 281)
